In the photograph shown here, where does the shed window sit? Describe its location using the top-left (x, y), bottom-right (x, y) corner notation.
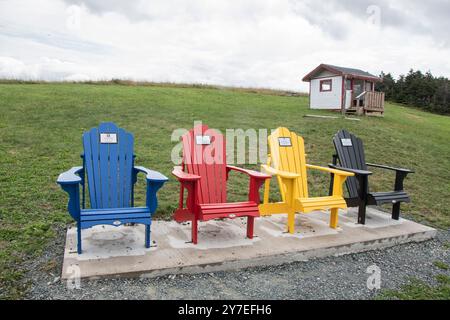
top-left (320, 79), bottom-right (332, 92)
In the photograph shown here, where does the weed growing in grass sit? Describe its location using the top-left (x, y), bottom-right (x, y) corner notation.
top-left (434, 261), bottom-right (449, 271)
top-left (377, 275), bottom-right (450, 300)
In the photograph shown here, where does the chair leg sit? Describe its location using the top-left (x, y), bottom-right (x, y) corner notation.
top-left (145, 224), bottom-right (151, 248)
top-left (330, 208), bottom-right (339, 229)
top-left (192, 219), bottom-right (198, 245)
top-left (358, 203), bottom-right (367, 225)
top-left (247, 216), bottom-right (255, 239)
top-left (77, 222), bottom-right (82, 254)
top-left (392, 203), bottom-right (401, 220)
top-left (287, 210), bottom-right (296, 234)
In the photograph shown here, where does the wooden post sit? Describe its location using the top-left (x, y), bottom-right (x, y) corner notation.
top-left (342, 76), bottom-right (347, 116)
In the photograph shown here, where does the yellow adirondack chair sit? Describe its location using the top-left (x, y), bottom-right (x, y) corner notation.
top-left (259, 128), bottom-right (354, 234)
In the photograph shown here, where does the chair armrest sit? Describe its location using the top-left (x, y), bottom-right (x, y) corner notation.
top-left (366, 164), bottom-right (414, 192)
top-left (366, 163), bottom-right (414, 174)
top-left (328, 164), bottom-right (372, 176)
top-left (134, 166), bottom-right (168, 182)
top-left (57, 167), bottom-right (83, 185)
top-left (227, 166), bottom-right (271, 180)
top-left (261, 165), bottom-right (300, 179)
top-left (228, 166), bottom-right (270, 204)
top-left (306, 164), bottom-right (354, 177)
top-left (134, 166), bottom-right (168, 213)
top-left (172, 166), bottom-right (201, 182)
top-left (172, 167), bottom-right (200, 213)
top-left (57, 167), bottom-right (83, 221)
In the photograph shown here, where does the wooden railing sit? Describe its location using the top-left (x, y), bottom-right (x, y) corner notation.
top-left (364, 91), bottom-right (385, 113)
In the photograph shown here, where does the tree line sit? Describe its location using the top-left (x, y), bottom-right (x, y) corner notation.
top-left (376, 70), bottom-right (449, 115)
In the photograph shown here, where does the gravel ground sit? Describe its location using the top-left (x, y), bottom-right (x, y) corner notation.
top-left (23, 226), bottom-right (450, 300)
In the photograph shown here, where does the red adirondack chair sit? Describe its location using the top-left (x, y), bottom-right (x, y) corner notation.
top-left (173, 124), bottom-right (271, 244)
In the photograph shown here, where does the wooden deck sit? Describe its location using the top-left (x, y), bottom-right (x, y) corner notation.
top-left (347, 91), bottom-right (385, 116)
top-left (364, 91), bottom-right (385, 114)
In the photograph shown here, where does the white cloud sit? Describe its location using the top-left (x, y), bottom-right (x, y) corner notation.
top-left (0, 56), bottom-right (101, 81)
top-left (0, 0), bottom-right (449, 91)
top-left (0, 57), bottom-right (26, 78)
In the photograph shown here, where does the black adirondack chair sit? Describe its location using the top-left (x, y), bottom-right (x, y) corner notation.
top-left (329, 130), bottom-right (414, 224)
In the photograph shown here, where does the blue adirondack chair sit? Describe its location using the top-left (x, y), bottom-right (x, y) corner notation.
top-left (57, 123), bottom-right (168, 254)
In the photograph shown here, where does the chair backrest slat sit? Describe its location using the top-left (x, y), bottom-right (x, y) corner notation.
top-left (99, 123), bottom-right (110, 207)
top-left (108, 128), bottom-right (119, 208)
top-left (268, 128), bottom-right (308, 200)
top-left (82, 123), bottom-right (134, 209)
top-left (333, 130), bottom-right (367, 198)
top-left (181, 124), bottom-right (227, 204)
top-left (123, 128), bottom-right (134, 207)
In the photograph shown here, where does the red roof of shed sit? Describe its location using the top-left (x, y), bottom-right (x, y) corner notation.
top-left (303, 64), bottom-right (382, 82)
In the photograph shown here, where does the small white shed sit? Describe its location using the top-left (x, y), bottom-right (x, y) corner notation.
top-left (302, 64), bottom-right (382, 111)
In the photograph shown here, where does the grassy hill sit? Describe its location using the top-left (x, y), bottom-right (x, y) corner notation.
top-left (1, 83), bottom-right (449, 298)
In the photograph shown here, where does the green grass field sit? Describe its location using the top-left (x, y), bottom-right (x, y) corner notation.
top-left (1, 83), bottom-right (449, 299)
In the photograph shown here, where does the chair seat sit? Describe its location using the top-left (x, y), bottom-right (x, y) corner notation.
top-left (199, 202), bottom-right (260, 221)
top-left (80, 207), bottom-right (151, 222)
top-left (297, 196), bottom-right (347, 213)
top-left (369, 191), bottom-right (410, 205)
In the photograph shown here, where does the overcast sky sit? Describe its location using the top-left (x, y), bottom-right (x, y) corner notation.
top-left (0, 0), bottom-right (449, 91)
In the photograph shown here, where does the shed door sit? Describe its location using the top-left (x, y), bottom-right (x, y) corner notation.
top-left (353, 80), bottom-right (364, 96)
top-left (345, 90), bottom-right (353, 109)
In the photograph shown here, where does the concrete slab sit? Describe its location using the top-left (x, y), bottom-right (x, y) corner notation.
top-left (61, 208), bottom-right (436, 280)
